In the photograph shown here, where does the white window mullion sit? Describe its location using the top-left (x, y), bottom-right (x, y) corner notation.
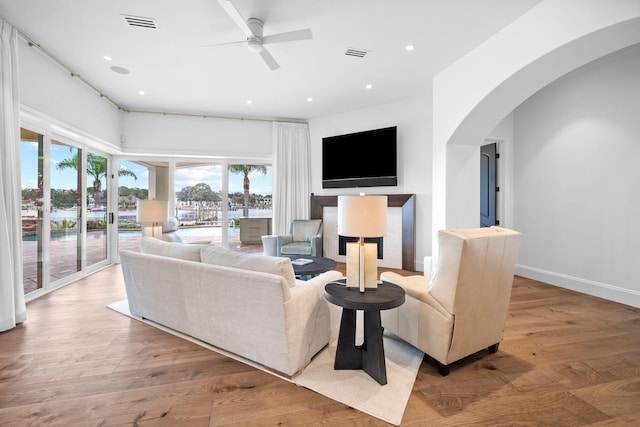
top-left (41, 132), bottom-right (52, 289)
top-left (79, 148), bottom-right (87, 272)
top-left (221, 161), bottom-right (229, 248)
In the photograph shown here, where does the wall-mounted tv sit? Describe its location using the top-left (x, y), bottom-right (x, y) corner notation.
top-left (322, 126), bottom-right (397, 189)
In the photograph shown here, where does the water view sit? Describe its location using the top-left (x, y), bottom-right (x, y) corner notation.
top-left (23, 207), bottom-right (271, 241)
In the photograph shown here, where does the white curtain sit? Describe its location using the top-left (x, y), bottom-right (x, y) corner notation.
top-left (272, 121), bottom-right (311, 235)
top-left (0, 19), bottom-right (26, 332)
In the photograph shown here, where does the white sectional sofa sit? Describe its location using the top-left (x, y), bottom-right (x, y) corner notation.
top-left (120, 237), bottom-right (342, 377)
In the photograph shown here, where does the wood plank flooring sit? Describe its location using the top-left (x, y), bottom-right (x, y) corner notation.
top-left (1, 264), bottom-right (639, 426)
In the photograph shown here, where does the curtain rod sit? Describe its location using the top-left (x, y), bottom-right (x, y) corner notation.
top-left (13, 24), bottom-right (307, 126)
top-left (124, 109), bottom-right (307, 125)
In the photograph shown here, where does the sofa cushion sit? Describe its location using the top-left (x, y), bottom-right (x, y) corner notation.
top-left (140, 237), bottom-right (207, 262)
top-left (200, 246), bottom-right (297, 288)
top-left (280, 242), bottom-right (313, 255)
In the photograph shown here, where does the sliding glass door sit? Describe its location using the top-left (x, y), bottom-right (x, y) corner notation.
top-left (20, 127), bottom-right (112, 297)
top-left (21, 128), bottom-right (44, 294)
top-left (49, 139), bottom-right (82, 281)
top-left (84, 150), bottom-right (109, 267)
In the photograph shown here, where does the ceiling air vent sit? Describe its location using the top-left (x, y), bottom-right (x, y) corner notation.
top-left (122, 14), bottom-right (158, 29)
top-left (345, 48), bottom-right (370, 58)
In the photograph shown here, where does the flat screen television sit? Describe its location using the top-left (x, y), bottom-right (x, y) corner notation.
top-left (322, 126), bottom-right (397, 188)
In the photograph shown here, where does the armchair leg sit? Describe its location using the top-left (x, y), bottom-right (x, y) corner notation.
top-left (432, 343), bottom-right (499, 376)
top-left (436, 362), bottom-right (450, 376)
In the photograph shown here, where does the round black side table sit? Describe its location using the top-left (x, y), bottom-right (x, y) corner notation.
top-left (285, 255), bottom-right (336, 278)
top-left (324, 279), bottom-right (405, 385)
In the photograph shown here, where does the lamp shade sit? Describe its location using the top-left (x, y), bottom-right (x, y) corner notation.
top-left (337, 195), bottom-right (387, 237)
top-left (136, 200), bottom-right (168, 223)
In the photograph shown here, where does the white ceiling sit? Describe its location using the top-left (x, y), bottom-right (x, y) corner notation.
top-left (0, 0), bottom-right (542, 121)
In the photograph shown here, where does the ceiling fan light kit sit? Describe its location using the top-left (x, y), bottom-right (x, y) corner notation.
top-left (247, 37), bottom-right (263, 53)
top-left (215, 0), bottom-right (313, 70)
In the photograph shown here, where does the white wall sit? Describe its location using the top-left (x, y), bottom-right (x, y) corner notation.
top-left (513, 46), bottom-right (640, 307)
top-left (120, 112), bottom-right (273, 160)
top-left (487, 113), bottom-right (515, 230)
top-left (431, 1), bottom-right (640, 259)
top-left (17, 37), bottom-right (273, 161)
top-left (308, 98), bottom-right (432, 271)
top-left (18, 38), bottom-right (121, 148)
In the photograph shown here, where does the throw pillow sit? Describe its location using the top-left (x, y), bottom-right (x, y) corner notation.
top-left (140, 237), bottom-right (207, 262)
top-left (200, 246), bottom-right (296, 288)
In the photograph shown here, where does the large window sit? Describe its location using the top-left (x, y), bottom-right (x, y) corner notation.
top-left (114, 159), bottom-right (272, 253)
top-left (116, 159), bottom-right (156, 253)
top-left (174, 162), bottom-right (225, 244)
top-left (228, 164), bottom-right (272, 249)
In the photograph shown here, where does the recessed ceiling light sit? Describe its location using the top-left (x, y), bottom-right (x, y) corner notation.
top-left (405, 44), bottom-right (415, 51)
top-left (110, 66), bottom-right (130, 74)
top-left (138, 90), bottom-right (145, 95)
top-left (104, 55), bottom-right (112, 61)
top-left (365, 84), bottom-right (372, 90)
top-left (246, 100), bottom-right (252, 105)
top-left (307, 97), bottom-right (313, 102)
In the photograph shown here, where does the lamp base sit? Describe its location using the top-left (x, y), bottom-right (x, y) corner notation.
top-left (142, 223), bottom-right (162, 239)
top-left (345, 241), bottom-right (378, 292)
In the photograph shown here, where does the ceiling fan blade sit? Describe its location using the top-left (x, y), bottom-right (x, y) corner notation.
top-left (263, 29), bottom-right (313, 45)
top-left (259, 48), bottom-right (280, 71)
top-left (202, 40), bottom-right (246, 48)
top-left (217, 0), bottom-right (253, 37)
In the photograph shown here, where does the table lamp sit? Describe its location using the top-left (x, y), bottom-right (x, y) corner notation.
top-left (136, 199), bottom-right (169, 239)
top-left (337, 194), bottom-right (387, 292)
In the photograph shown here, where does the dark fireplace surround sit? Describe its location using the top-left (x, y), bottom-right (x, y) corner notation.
top-left (338, 236), bottom-right (383, 259)
top-left (310, 194), bottom-right (415, 271)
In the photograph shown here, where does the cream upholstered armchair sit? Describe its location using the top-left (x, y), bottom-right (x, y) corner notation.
top-left (276, 219), bottom-right (323, 256)
top-left (380, 226), bottom-right (521, 376)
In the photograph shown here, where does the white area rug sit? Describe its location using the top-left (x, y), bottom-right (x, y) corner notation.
top-left (294, 334), bottom-right (423, 425)
top-left (107, 299), bottom-right (423, 425)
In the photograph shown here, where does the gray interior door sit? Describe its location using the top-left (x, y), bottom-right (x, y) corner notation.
top-left (480, 143), bottom-right (497, 227)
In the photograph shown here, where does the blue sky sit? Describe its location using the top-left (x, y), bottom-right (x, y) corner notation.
top-left (21, 141), bottom-right (272, 196)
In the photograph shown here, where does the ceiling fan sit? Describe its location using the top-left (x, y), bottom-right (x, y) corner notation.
top-left (212, 0), bottom-right (313, 70)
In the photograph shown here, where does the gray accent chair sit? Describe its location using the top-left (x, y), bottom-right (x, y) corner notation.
top-left (276, 219), bottom-right (323, 257)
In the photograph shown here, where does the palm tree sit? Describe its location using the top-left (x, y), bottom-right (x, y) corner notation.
top-left (56, 153), bottom-right (137, 209)
top-left (229, 165), bottom-right (267, 217)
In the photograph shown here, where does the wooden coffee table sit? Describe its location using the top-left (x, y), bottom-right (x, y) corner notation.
top-left (285, 255), bottom-right (337, 278)
top-left (324, 279), bottom-right (405, 385)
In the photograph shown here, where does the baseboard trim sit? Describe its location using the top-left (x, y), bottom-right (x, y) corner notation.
top-left (515, 264), bottom-right (640, 309)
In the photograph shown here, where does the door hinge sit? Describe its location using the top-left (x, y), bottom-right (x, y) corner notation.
top-left (495, 153), bottom-right (500, 159)
top-left (495, 220), bottom-right (500, 225)
top-left (496, 186), bottom-right (500, 192)
top-left (109, 212), bottom-right (115, 224)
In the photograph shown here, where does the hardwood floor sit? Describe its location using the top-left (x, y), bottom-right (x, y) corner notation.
top-left (1, 264), bottom-right (639, 426)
